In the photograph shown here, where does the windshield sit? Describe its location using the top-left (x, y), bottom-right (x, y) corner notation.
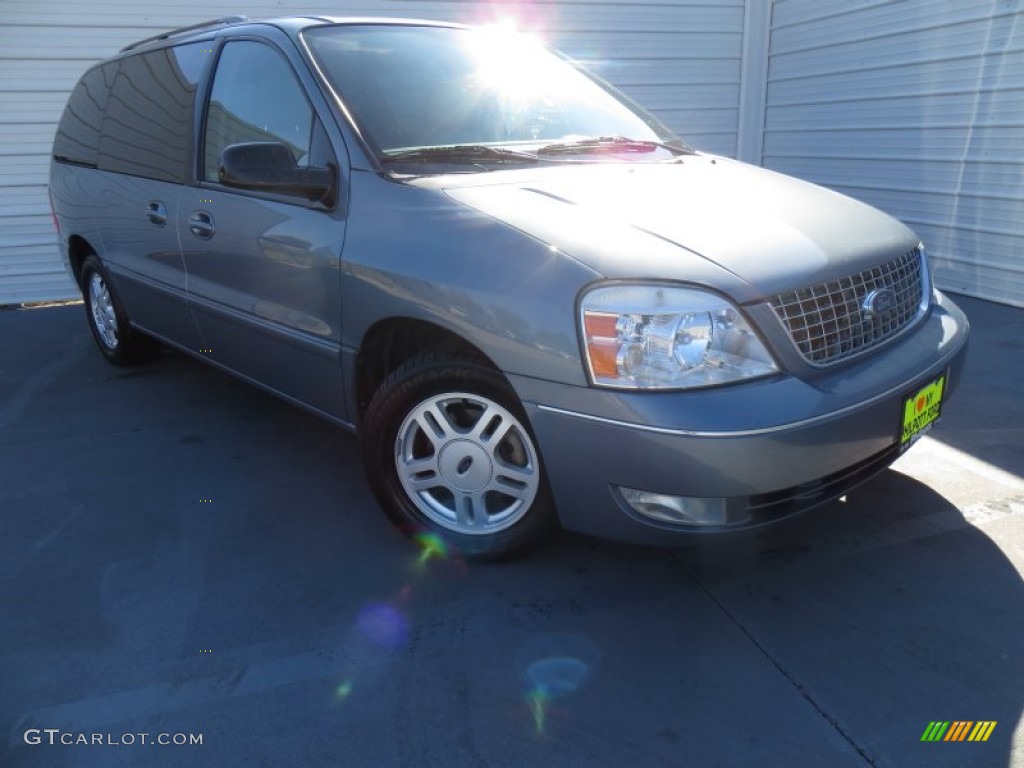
top-left (302, 24), bottom-right (687, 162)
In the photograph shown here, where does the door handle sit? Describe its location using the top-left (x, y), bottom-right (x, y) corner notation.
top-left (188, 211), bottom-right (215, 239)
top-left (146, 201), bottom-right (167, 227)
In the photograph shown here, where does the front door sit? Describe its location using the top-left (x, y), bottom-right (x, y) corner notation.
top-left (182, 38), bottom-right (349, 421)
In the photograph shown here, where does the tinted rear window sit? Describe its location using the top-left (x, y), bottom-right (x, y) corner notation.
top-left (98, 43), bottom-right (208, 182)
top-left (53, 62), bottom-right (118, 167)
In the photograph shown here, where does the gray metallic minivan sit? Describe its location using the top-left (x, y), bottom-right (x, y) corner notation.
top-left (49, 16), bottom-right (969, 559)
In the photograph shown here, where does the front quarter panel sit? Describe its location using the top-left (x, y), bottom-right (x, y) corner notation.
top-left (340, 170), bottom-right (601, 386)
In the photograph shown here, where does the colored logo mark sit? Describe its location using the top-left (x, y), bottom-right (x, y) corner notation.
top-left (921, 721), bottom-right (996, 742)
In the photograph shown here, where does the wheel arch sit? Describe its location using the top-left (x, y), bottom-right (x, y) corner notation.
top-left (354, 317), bottom-right (501, 420)
top-left (67, 235), bottom-right (98, 290)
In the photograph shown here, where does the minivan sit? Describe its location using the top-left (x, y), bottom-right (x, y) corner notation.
top-left (49, 16), bottom-right (970, 558)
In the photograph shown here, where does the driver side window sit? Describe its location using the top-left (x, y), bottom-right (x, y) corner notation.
top-left (204, 40), bottom-right (314, 183)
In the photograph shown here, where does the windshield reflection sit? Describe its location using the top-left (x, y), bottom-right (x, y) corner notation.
top-left (303, 24), bottom-right (683, 159)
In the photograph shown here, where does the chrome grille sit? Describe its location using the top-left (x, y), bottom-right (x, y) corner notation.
top-left (770, 248), bottom-right (925, 366)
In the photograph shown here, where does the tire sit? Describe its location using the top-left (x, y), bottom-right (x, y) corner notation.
top-left (81, 254), bottom-right (159, 365)
top-left (362, 351), bottom-right (557, 560)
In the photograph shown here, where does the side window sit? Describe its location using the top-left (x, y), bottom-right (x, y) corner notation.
top-left (53, 62), bottom-right (118, 167)
top-left (97, 43), bottom-right (207, 182)
top-left (204, 41), bottom-right (314, 183)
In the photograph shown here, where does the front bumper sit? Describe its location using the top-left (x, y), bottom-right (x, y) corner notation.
top-left (514, 292), bottom-right (970, 544)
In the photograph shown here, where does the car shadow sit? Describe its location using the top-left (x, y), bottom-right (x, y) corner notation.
top-left (922, 293), bottom-right (1024, 481)
top-left (549, 468), bottom-right (1023, 767)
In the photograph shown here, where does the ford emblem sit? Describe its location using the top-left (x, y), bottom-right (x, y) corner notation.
top-left (863, 288), bottom-right (897, 319)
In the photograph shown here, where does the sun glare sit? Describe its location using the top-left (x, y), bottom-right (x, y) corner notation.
top-left (466, 25), bottom-right (561, 102)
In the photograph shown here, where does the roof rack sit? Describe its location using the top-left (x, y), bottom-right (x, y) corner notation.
top-left (120, 16), bottom-right (248, 52)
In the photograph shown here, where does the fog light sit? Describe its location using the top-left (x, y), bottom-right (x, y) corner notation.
top-left (618, 487), bottom-right (728, 526)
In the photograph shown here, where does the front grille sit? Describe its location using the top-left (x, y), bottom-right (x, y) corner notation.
top-left (770, 248), bottom-right (925, 366)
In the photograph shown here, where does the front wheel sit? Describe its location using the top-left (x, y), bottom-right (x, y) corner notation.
top-left (361, 352), bottom-right (556, 560)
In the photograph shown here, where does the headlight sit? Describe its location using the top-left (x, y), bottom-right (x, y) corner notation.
top-left (580, 284), bottom-right (778, 389)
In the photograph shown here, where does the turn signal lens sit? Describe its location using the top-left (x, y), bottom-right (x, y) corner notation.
top-left (583, 313), bottom-right (619, 378)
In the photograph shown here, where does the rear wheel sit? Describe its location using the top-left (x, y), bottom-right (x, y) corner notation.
top-left (81, 254), bottom-right (159, 365)
top-left (362, 351), bottom-right (556, 560)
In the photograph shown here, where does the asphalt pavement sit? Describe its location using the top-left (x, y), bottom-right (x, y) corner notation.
top-left (1, 294), bottom-right (1022, 767)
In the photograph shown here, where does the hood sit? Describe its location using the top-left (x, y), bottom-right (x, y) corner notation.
top-left (440, 155), bottom-right (919, 303)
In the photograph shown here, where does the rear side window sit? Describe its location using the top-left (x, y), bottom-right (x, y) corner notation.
top-left (98, 43), bottom-right (208, 183)
top-left (53, 63), bottom-right (118, 167)
top-left (203, 41), bottom-right (314, 182)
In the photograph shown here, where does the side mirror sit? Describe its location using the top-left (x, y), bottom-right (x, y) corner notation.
top-left (218, 142), bottom-right (334, 205)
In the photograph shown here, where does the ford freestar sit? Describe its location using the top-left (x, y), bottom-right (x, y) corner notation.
top-left (49, 17), bottom-right (969, 558)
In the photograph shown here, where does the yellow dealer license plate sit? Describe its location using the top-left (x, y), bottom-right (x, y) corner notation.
top-left (900, 372), bottom-right (946, 450)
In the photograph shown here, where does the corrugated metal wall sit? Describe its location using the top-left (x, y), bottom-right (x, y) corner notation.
top-left (0, 0), bottom-right (745, 304)
top-left (763, 0), bottom-right (1024, 308)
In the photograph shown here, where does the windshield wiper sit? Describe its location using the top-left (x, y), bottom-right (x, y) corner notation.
top-left (381, 145), bottom-right (540, 165)
top-left (537, 136), bottom-right (694, 157)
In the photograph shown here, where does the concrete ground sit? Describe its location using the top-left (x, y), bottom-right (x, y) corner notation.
top-left (1, 293), bottom-right (1021, 768)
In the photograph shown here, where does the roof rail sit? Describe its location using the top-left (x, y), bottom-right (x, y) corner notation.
top-left (120, 16), bottom-right (248, 52)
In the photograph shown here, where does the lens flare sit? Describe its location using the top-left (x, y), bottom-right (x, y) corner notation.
top-left (414, 532), bottom-right (448, 564)
top-left (525, 688), bottom-right (550, 735)
top-left (334, 678), bottom-right (354, 700)
top-left (526, 656), bottom-right (589, 696)
top-left (516, 633), bottom-right (600, 736)
top-left (356, 603), bottom-right (409, 651)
